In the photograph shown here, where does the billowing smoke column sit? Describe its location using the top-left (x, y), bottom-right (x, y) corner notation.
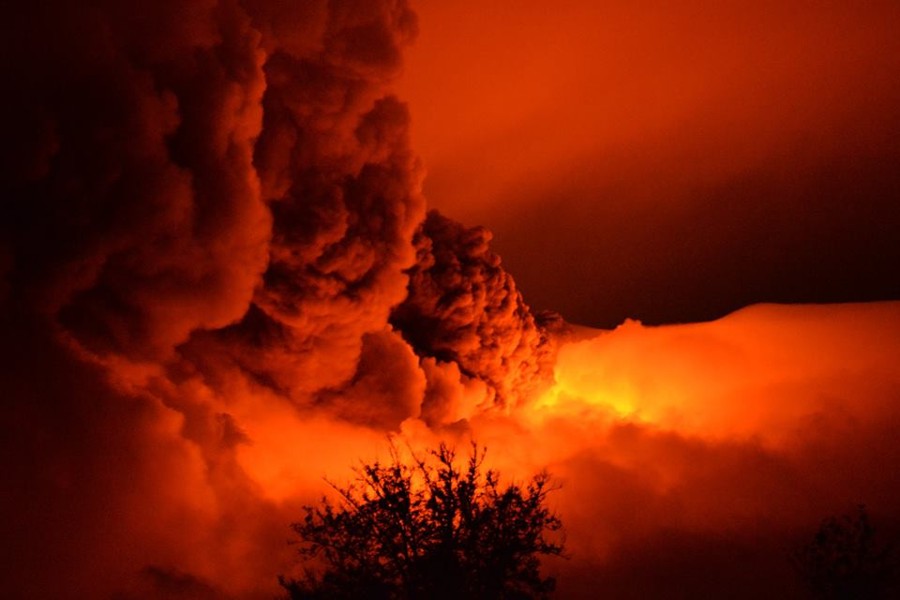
top-left (0, 1), bottom-right (549, 597)
top-left (3, 1), bottom-right (900, 599)
top-left (391, 210), bottom-right (554, 423)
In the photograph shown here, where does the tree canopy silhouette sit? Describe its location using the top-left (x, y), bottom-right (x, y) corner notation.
top-left (280, 442), bottom-right (565, 599)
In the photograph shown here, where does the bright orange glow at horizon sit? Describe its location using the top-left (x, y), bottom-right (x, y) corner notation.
top-left (526, 302), bottom-right (900, 445)
top-left (215, 301), bottom-right (900, 590)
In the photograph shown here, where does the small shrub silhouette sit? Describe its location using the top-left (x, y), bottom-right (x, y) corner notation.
top-left (792, 505), bottom-right (897, 599)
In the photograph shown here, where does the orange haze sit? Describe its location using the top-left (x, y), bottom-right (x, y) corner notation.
top-left (2, 1), bottom-right (900, 599)
top-left (398, 0), bottom-right (900, 326)
top-left (473, 301), bottom-right (900, 597)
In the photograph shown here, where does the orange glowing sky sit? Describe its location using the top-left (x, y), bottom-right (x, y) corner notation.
top-left (3, 2), bottom-right (900, 599)
top-left (398, 0), bottom-right (900, 326)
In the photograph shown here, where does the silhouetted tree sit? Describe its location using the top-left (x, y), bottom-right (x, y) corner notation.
top-left (280, 442), bottom-right (565, 599)
top-left (792, 505), bottom-right (897, 599)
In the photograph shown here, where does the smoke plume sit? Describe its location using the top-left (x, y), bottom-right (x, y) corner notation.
top-left (0, 1), bottom-right (557, 596)
top-left (391, 210), bottom-right (554, 421)
top-left (2, 1), bottom-right (900, 599)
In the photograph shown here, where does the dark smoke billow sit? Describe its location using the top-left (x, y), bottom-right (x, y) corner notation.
top-left (391, 210), bottom-right (554, 420)
top-left (0, 1), bottom-right (550, 597)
